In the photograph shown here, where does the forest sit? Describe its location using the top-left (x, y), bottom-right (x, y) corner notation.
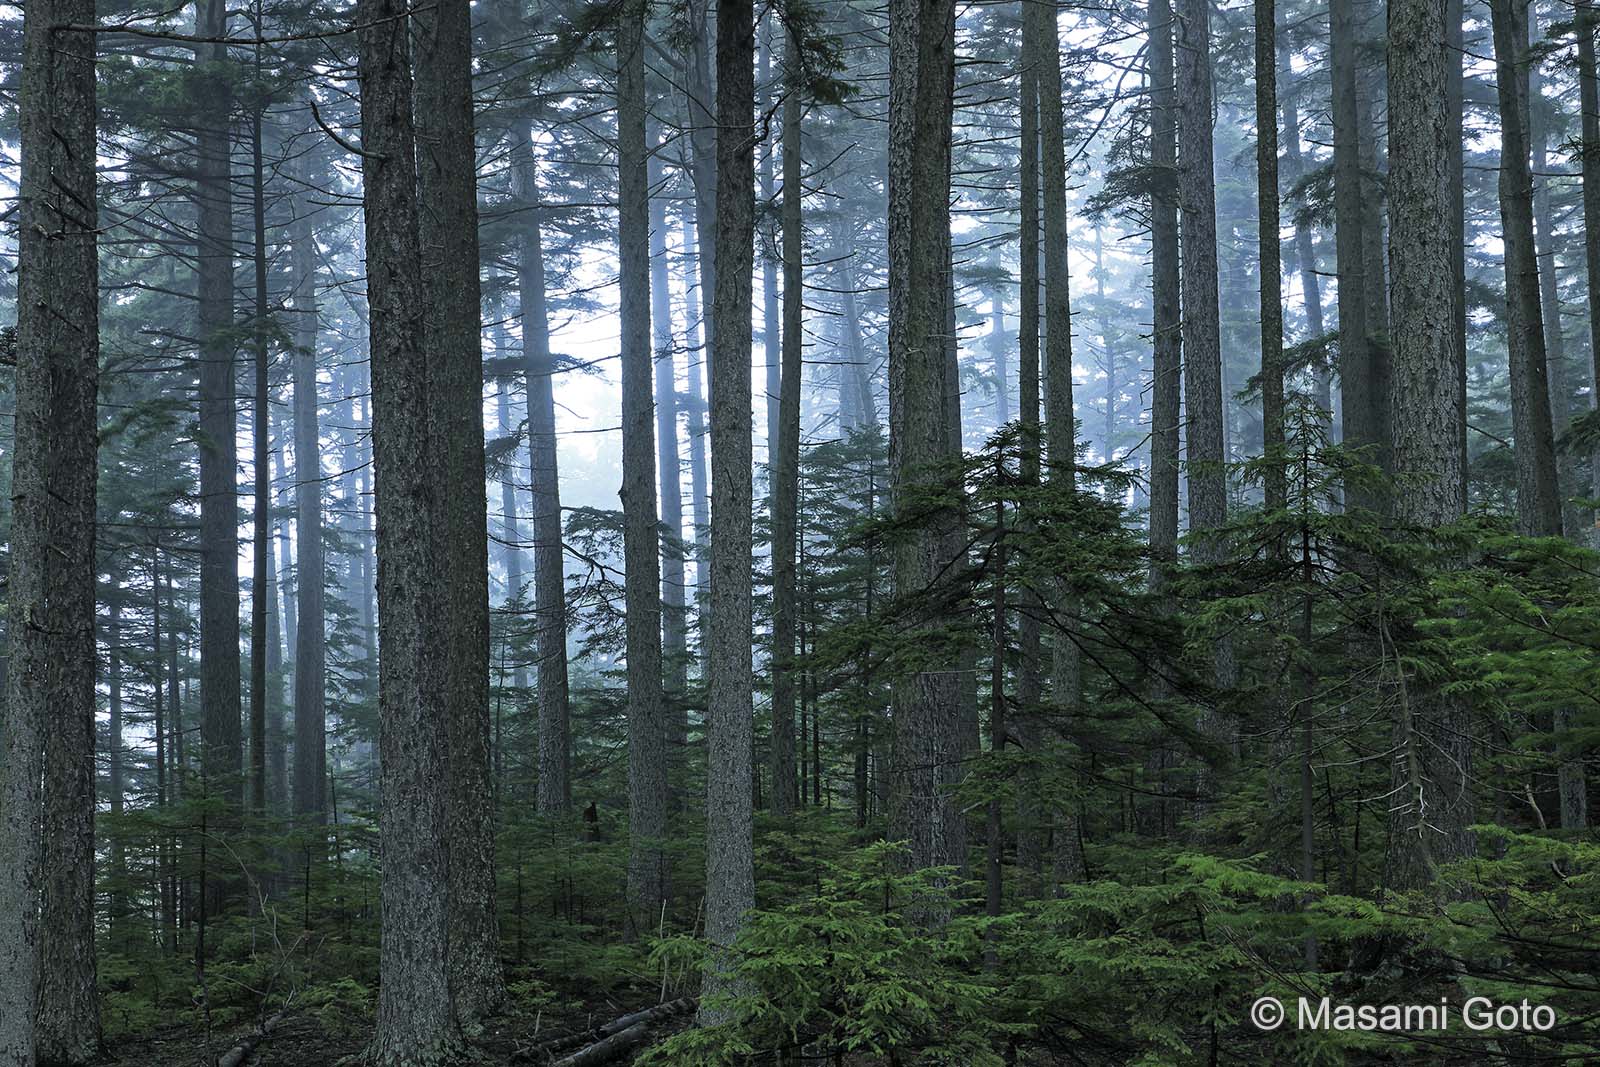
top-left (2, 0), bottom-right (1599, 1058)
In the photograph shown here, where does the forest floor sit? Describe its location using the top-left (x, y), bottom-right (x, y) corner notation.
top-left (101, 996), bottom-right (698, 1066)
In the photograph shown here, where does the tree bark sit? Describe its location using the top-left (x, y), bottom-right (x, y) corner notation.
top-left (618, 0), bottom-right (670, 921)
top-left (1176, 0), bottom-right (1230, 695)
top-left (1257, 0), bottom-right (1285, 514)
top-left (770, 23), bottom-right (805, 819)
top-left (887, 0), bottom-right (966, 880)
top-left (510, 125), bottom-right (574, 817)
top-left (649, 138), bottom-right (690, 780)
top-left (0, 0), bottom-right (101, 1056)
top-left (291, 139), bottom-right (327, 826)
top-left (355, 0), bottom-right (464, 1055)
top-left (194, 0), bottom-right (244, 900)
top-left (1015, 7), bottom-right (1045, 886)
top-left (250, 102), bottom-right (272, 818)
top-left (1490, 0), bottom-right (1564, 537)
top-left (1331, 0), bottom-right (1384, 501)
top-left (1386, 0), bottom-right (1473, 891)
top-left (700, 0), bottom-right (759, 1023)
top-left (413, 0), bottom-right (505, 1019)
top-left (1581, 0), bottom-right (1600, 543)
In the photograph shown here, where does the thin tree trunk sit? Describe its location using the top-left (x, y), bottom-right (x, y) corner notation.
top-left (619, 0), bottom-right (669, 921)
top-left (0, 0), bottom-right (100, 1054)
top-left (511, 124), bottom-right (574, 816)
top-left (649, 139), bottom-right (690, 780)
top-left (291, 142), bottom-right (327, 826)
top-left (250, 101), bottom-right (271, 817)
top-left (1276, 36), bottom-right (1330, 410)
top-left (1015, 8), bottom-right (1045, 887)
top-left (1447, 0), bottom-right (1468, 499)
top-left (108, 598), bottom-right (128, 947)
top-left (1490, 0), bottom-right (1564, 537)
top-left (769, 23), bottom-right (805, 819)
top-left (681, 214), bottom-right (713, 658)
top-left (1331, 0), bottom-right (1382, 501)
top-left (1257, 0), bottom-right (1285, 513)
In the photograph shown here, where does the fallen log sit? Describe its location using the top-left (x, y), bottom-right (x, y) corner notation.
top-left (216, 1011), bottom-right (286, 1067)
top-left (516, 997), bottom-right (697, 1065)
top-left (548, 1022), bottom-right (647, 1067)
top-left (597, 998), bottom-right (696, 1037)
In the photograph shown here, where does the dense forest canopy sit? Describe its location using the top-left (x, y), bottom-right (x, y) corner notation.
top-left (1, 0), bottom-right (1599, 1061)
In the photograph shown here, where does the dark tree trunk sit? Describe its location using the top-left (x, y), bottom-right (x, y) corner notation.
top-left (355, 0), bottom-right (463, 1055)
top-left (1015, 7), bottom-right (1045, 887)
top-left (0, 0), bottom-right (100, 1054)
top-left (1148, 0), bottom-right (1179, 588)
top-left (618, 0), bottom-right (669, 920)
top-left (510, 124), bottom-right (574, 816)
top-left (413, 0), bottom-right (504, 1020)
top-left (701, 0), bottom-right (758, 1021)
top-left (1490, 0), bottom-right (1564, 537)
top-left (1257, 0), bottom-right (1285, 514)
top-left (1331, 0), bottom-right (1384, 500)
top-left (886, 0), bottom-right (965, 879)
top-left (250, 102), bottom-right (271, 817)
top-left (1176, 0), bottom-right (1231, 698)
top-left (769, 23), bottom-right (805, 819)
top-left (195, 0), bottom-right (244, 890)
top-left (291, 142), bottom-right (327, 826)
top-left (1386, 0), bottom-right (1473, 890)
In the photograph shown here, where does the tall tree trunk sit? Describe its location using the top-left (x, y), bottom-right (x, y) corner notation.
top-left (1331, 0), bottom-right (1383, 499)
top-left (1447, 0), bottom-right (1468, 498)
top-left (618, 0), bottom-right (669, 921)
top-left (887, 0), bottom-right (965, 880)
top-left (770, 24), bottom-right (805, 819)
top-left (681, 213), bottom-right (714, 657)
top-left (988, 292), bottom-right (1010, 426)
top-left (195, 0), bottom-right (244, 902)
top-left (1176, 0), bottom-right (1231, 695)
top-left (1015, 8), bottom-right (1045, 886)
top-left (108, 598), bottom-right (128, 947)
top-left (760, 22), bottom-right (783, 459)
top-left (413, 0), bottom-right (504, 1020)
top-left (291, 145), bottom-right (327, 826)
top-left (1276, 36), bottom-right (1330, 409)
top-left (1386, 0), bottom-right (1473, 889)
top-left (701, 0), bottom-right (758, 1021)
top-left (355, 0), bottom-right (462, 1056)
top-left (1148, 0), bottom-right (1180, 590)
top-left (0, 0), bottom-right (100, 1054)
top-left (649, 140), bottom-right (690, 779)
top-left (1031, 0), bottom-right (1085, 887)
top-left (153, 555), bottom-right (178, 952)
top-left (250, 102), bottom-right (272, 817)
top-left (511, 124), bottom-right (573, 816)
top-left (1490, 0), bottom-right (1564, 537)
top-left (1257, 0), bottom-right (1285, 513)
top-left (1531, 30), bottom-right (1576, 526)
